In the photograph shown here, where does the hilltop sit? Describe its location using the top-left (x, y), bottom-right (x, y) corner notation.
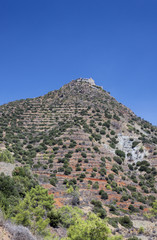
top-left (0, 78), bottom-right (157, 239)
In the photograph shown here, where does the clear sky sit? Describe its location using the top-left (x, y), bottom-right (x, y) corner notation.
top-left (0, 0), bottom-right (157, 126)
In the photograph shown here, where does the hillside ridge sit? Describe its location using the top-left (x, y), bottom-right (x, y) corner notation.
top-left (0, 78), bottom-right (157, 239)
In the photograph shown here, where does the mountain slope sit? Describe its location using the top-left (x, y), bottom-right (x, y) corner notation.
top-left (0, 78), bottom-right (157, 215)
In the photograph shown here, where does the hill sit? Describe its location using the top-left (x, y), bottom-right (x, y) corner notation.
top-left (0, 78), bottom-right (157, 239)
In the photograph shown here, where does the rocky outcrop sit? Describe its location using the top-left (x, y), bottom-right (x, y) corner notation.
top-left (76, 77), bottom-right (96, 85)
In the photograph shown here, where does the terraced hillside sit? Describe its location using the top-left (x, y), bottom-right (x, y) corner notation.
top-left (0, 78), bottom-right (157, 215)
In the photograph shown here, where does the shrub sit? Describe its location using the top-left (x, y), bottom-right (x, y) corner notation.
top-left (92, 182), bottom-right (99, 189)
top-left (132, 141), bottom-right (140, 148)
top-left (58, 205), bottom-right (83, 228)
top-left (93, 206), bottom-right (107, 219)
top-left (99, 168), bottom-right (106, 176)
top-left (0, 149), bottom-right (14, 163)
top-left (108, 174), bottom-right (114, 181)
top-left (127, 185), bottom-right (136, 192)
top-left (101, 157), bottom-right (106, 162)
top-left (110, 142), bottom-right (116, 149)
top-left (113, 114), bottom-right (120, 121)
top-left (128, 204), bottom-right (136, 212)
top-left (99, 190), bottom-right (108, 200)
top-left (106, 184), bottom-right (112, 190)
top-left (58, 167), bottom-right (64, 172)
top-left (100, 129), bottom-right (106, 135)
top-left (92, 133), bottom-right (101, 141)
top-left (138, 226), bottom-right (144, 234)
top-left (128, 164), bottom-right (134, 171)
top-left (151, 200), bottom-right (157, 216)
top-left (120, 195), bottom-right (129, 202)
top-left (12, 185), bottom-right (54, 235)
top-left (139, 205), bottom-right (144, 210)
top-left (50, 177), bottom-right (58, 186)
top-left (111, 165), bottom-right (118, 174)
top-left (48, 208), bottom-right (61, 228)
top-left (93, 167), bottom-right (97, 172)
top-left (76, 166), bottom-right (81, 171)
top-left (81, 152), bottom-right (87, 158)
top-left (115, 150), bottom-right (125, 158)
top-left (119, 216), bottom-right (133, 228)
top-left (6, 223), bottom-right (36, 240)
top-left (71, 192), bottom-right (80, 206)
top-left (110, 130), bottom-right (115, 135)
top-left (91, 172), bottom-right (96, 177)
top-left (113, 156), bottom-right (122, 165)
top-left (64, 167), bottom-right (72, 175)
top-left (128, 237), bottom-right (140, 240)
top-left (110, 205), bottom-right (117, 212)
top-left (66, 212), bottom-right (122, 240)
top-left (108, 217), bottom-right (119, 228)
top-left (93, 146), bottom-right (99, 152)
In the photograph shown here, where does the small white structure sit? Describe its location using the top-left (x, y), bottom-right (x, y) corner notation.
top-left (76, 78), bottom-right (95, 85)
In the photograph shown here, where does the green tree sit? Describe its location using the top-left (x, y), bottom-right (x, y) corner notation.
top-left (65, 213), bottom-right (122, 240)
top-left (12, 185), bottom-right (54, 236)
top-left (0, 149), bottom-right (14, 163)
top-left (151, 200), bottom-right (157, 216)
top-left (58, 205), bottom-right (83, 228)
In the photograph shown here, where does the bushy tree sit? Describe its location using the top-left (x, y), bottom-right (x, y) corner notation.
top-left (0, 149), bottom-right (14, 163)
top-left (115, 150), bottom-right (125, 158)
top-left (12, 185), bottom-right (54, 235)
top-left (65, 213), bottom-right (122, 240)
top-left (119, 216), bottom-right (133, 228)
top-left (0, 167), bottom-right (38, 216)
top-left (151, 200), bottom-right (157, 216)
top-left (57, 205), bottom-right (83, 228)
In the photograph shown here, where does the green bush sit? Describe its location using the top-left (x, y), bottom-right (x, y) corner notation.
top-left (108, 217), bottom-right (119, 228)
top-left (93, 206), bottom-right (107, 219)
top-left (48, 208), bottom-right (61, 228)
top-left (64, 167), bottom-right (72, 175)
top-left (128, 237), bottom-right (140, 240)
top-left (93, 146), bottom-right (99, 152)
top-left (92, 182), bottom-right (99, 189)
top-left (50, 177), bottom-right (58, 186)
top-left (81, 152), bottom-right (87, 158)
top-left (115, 150), bottom-right (125, 158)
top-left (119, 215), bottom-right (133, 228)
top-left (108, 174), bottom-right (114, 181)
top-left (12, 185), bottom-right (54, 235)
top-left (66, 212), bottom-right (122, 240)
top-left (100, 129), bottom-right (106, 135)
top-left (132, 141), bottom-right (140, 148)
top-left (99, 190), bottom-right (108, 200)
top-left (113, 156), bottom-right (122, 165)
top-left (0, 150), bottom-right (14, 163)
top-left (99, 168), bottom-right (106, 176)
top-left (57, 205), bottom-right (83, 228)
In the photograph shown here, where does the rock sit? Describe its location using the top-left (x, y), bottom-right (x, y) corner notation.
top-left (76, 78), bottom-right (96, 85)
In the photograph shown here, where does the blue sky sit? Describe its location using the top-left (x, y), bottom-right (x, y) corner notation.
top-left (0, 0), bottom-right (157, 126)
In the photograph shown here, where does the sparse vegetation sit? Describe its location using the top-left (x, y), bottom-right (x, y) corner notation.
top-left (0, 79), bottom-right (156, 239)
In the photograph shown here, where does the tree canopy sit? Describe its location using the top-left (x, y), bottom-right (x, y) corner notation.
top-left (12, 185), bottom-right (54, 236)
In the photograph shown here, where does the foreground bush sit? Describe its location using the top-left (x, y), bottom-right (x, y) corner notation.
top-left (65, 213), bottom-right (122, 240)
top-left (5, 222), bottom-right (36, 240)
top-left (12, 185), bottom-right (54, 236)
